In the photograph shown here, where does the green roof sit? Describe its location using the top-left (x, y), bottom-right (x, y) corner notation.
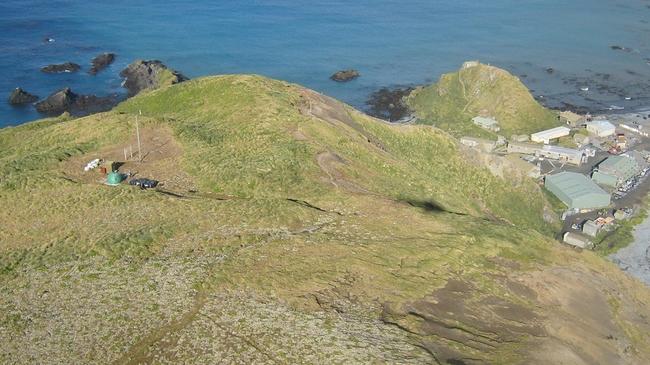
top-left (592, 171), bottom-right (617, 187)
top-left (545, 172), bottom-right (610, 209)
top-left (106, 171), bottom-right (124, 186)
top-left (598, 155), bottom-right (639, 178)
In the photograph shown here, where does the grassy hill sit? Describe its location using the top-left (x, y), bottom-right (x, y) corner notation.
top-left (407, 61), bottom-right (561, 138)
top-left (1, 75), bottom-right (649, 364)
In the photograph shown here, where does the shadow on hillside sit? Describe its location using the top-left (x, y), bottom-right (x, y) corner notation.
top-left (403, 199), bottom-right (468, 216)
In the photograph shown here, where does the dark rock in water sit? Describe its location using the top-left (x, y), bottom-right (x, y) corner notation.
top-left (35, 88), bottom-right (76, 114)
top-left (41, 62), bottom-right (81, 73)
top-left (89, 53), bottom-right (116, 75)
top-left (610, 45), bottom-right (633, 53)
top-left (330, 69), bottom-right (360, 82)
top-left (35, 88), bottom-right (119, 116)
top-left (545, 67), bottom-right (554, 74)
top-left (366, 87), bottom-right (414, 122)
top-left (120, 59), bottom-right (188, 97)
top-left (558, 102), bottom-right (591, 115)
top-left (8, 88), bottom-right (38, 105)
top-left (73, 94), bottom-right (120, 115)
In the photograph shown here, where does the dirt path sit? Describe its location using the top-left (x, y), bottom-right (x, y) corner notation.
top-left (112, 288), bottom-right (209, 365)
top-left (315, 151), bottom-right (373, 194)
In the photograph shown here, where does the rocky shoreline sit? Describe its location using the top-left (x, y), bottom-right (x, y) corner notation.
top-left (610, 201), bottom-right (650, 287)
top-left (365, 87), bottom-right (414, 122)
top-left (7, 54), bottom-right (186, 118)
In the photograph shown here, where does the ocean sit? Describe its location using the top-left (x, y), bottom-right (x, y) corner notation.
top-left (1, 0), bottom-right (650, 127)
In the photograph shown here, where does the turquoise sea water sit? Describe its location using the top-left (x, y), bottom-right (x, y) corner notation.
top-left (1, 0), bottom-right (650, 127)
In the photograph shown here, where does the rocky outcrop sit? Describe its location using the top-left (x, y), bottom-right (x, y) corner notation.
top-left (8, 88), bottom-right (38, 105)
top-left (330, 69), bottom-right (360, 82)
top-left (41, 62), bottom-right (81, 73)
top-left (35, 88), bottom-right (76, 114)
top-left (35, 88), bottom-right (118, 115)
top-left (89, 53), bottom-right (116, 75)
top-left (120, 60), bottom-right (187, 97)
top-left (366, 87), bottom-right (414, 122)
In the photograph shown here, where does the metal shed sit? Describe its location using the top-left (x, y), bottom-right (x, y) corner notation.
top-left (545, 172), bottom-right (610, 210)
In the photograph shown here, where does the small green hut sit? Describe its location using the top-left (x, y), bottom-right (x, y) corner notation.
top-left (106, 171), bottom-right (125, 186)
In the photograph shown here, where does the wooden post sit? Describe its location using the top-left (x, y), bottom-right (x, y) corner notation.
top-left (130, 145), bottom-right (133, 160)
top-left (136, 110), bottom-right (142, 162)
top-left (123, 148), bottom-right (127, 161)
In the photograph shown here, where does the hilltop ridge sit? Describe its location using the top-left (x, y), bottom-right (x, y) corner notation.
top-left (408, 61), bottom-right (561, 138)
top-left (1, 75), bottom-right (649, 364)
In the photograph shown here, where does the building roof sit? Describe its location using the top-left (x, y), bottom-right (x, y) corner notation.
top-left (626, 151), bottom-right (649, 169)
top-left (598, 155), bottom-right (638, 176)
top-left (541, 145), bottom-right (583, 158)
top-left (531, 126), bottom-right (570, 140)
top-left (472, 116), bottom-right (499, 126)
top-left (587, 120), bottom-right (615, 130)
top-left (546, 172), bottom-right (608, 200)
top-left (559, 111), bottom-right (583, 123)
top-left (460, 136), bottom-right (494, 144)
top-left (508, 141), bottom-right (542, 149)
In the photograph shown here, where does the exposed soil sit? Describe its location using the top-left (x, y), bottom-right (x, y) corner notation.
top-left (297, 87), bottom-right (388, 152)
top-left (382, 262), bottom-right (650, 364)
top-left (316, 151), bottom-right (371, 194)
top-left (61, 126), bottom-right (196, 193)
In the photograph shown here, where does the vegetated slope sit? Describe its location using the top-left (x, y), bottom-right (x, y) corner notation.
top-left (0, 75), bottom-right (649, 365)
top-left (407, 61), bottom-right (560, 138)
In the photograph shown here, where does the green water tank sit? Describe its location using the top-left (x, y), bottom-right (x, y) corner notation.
top-left (106, 171), bottom-right (124, 186)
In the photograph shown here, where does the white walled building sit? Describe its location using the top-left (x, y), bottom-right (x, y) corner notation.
top-left (586, 120), bottom-right (616, 137)
top-left (531, 126), bottom-right (571, 144)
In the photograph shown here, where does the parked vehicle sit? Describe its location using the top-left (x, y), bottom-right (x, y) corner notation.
top-left (129, 178), bottom-right (158, 189)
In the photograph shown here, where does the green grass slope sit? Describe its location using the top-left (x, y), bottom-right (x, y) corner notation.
top-left (1, 75), bottom-right (649, 364)
top-left (407, 61), bottom-right (560, 138)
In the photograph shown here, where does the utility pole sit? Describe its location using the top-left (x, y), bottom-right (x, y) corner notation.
top-left (136, 110), bottom-right (142, 162)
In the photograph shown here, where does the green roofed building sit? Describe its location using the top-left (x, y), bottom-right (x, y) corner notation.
top-left (592, 155), bottom-right (641, 187)
top-left (106, 171), bottom-right (125, 186)
top-left (591, 171), bottom-right (618, 187)
top-left (545, 172), bottom-right (610, 210)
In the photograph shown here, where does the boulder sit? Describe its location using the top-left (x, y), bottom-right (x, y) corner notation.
top-left (8, 88), bottom-right (38, 105)
top-left (89, 53), bottom-right (116, 75)
top-left (35, 88), bottom-right (119, 115)
top-left (41, 62), bottom-right (81, 73)
top-left (330, 69), bottom-right (360, 82)
top-left (120, 60), bottom-right (187, 96)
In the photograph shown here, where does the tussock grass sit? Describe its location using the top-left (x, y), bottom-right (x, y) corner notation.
top-left (408, 62), bottom-right (560, 138)
top-left (2, 74), bottom-right (648, 364)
